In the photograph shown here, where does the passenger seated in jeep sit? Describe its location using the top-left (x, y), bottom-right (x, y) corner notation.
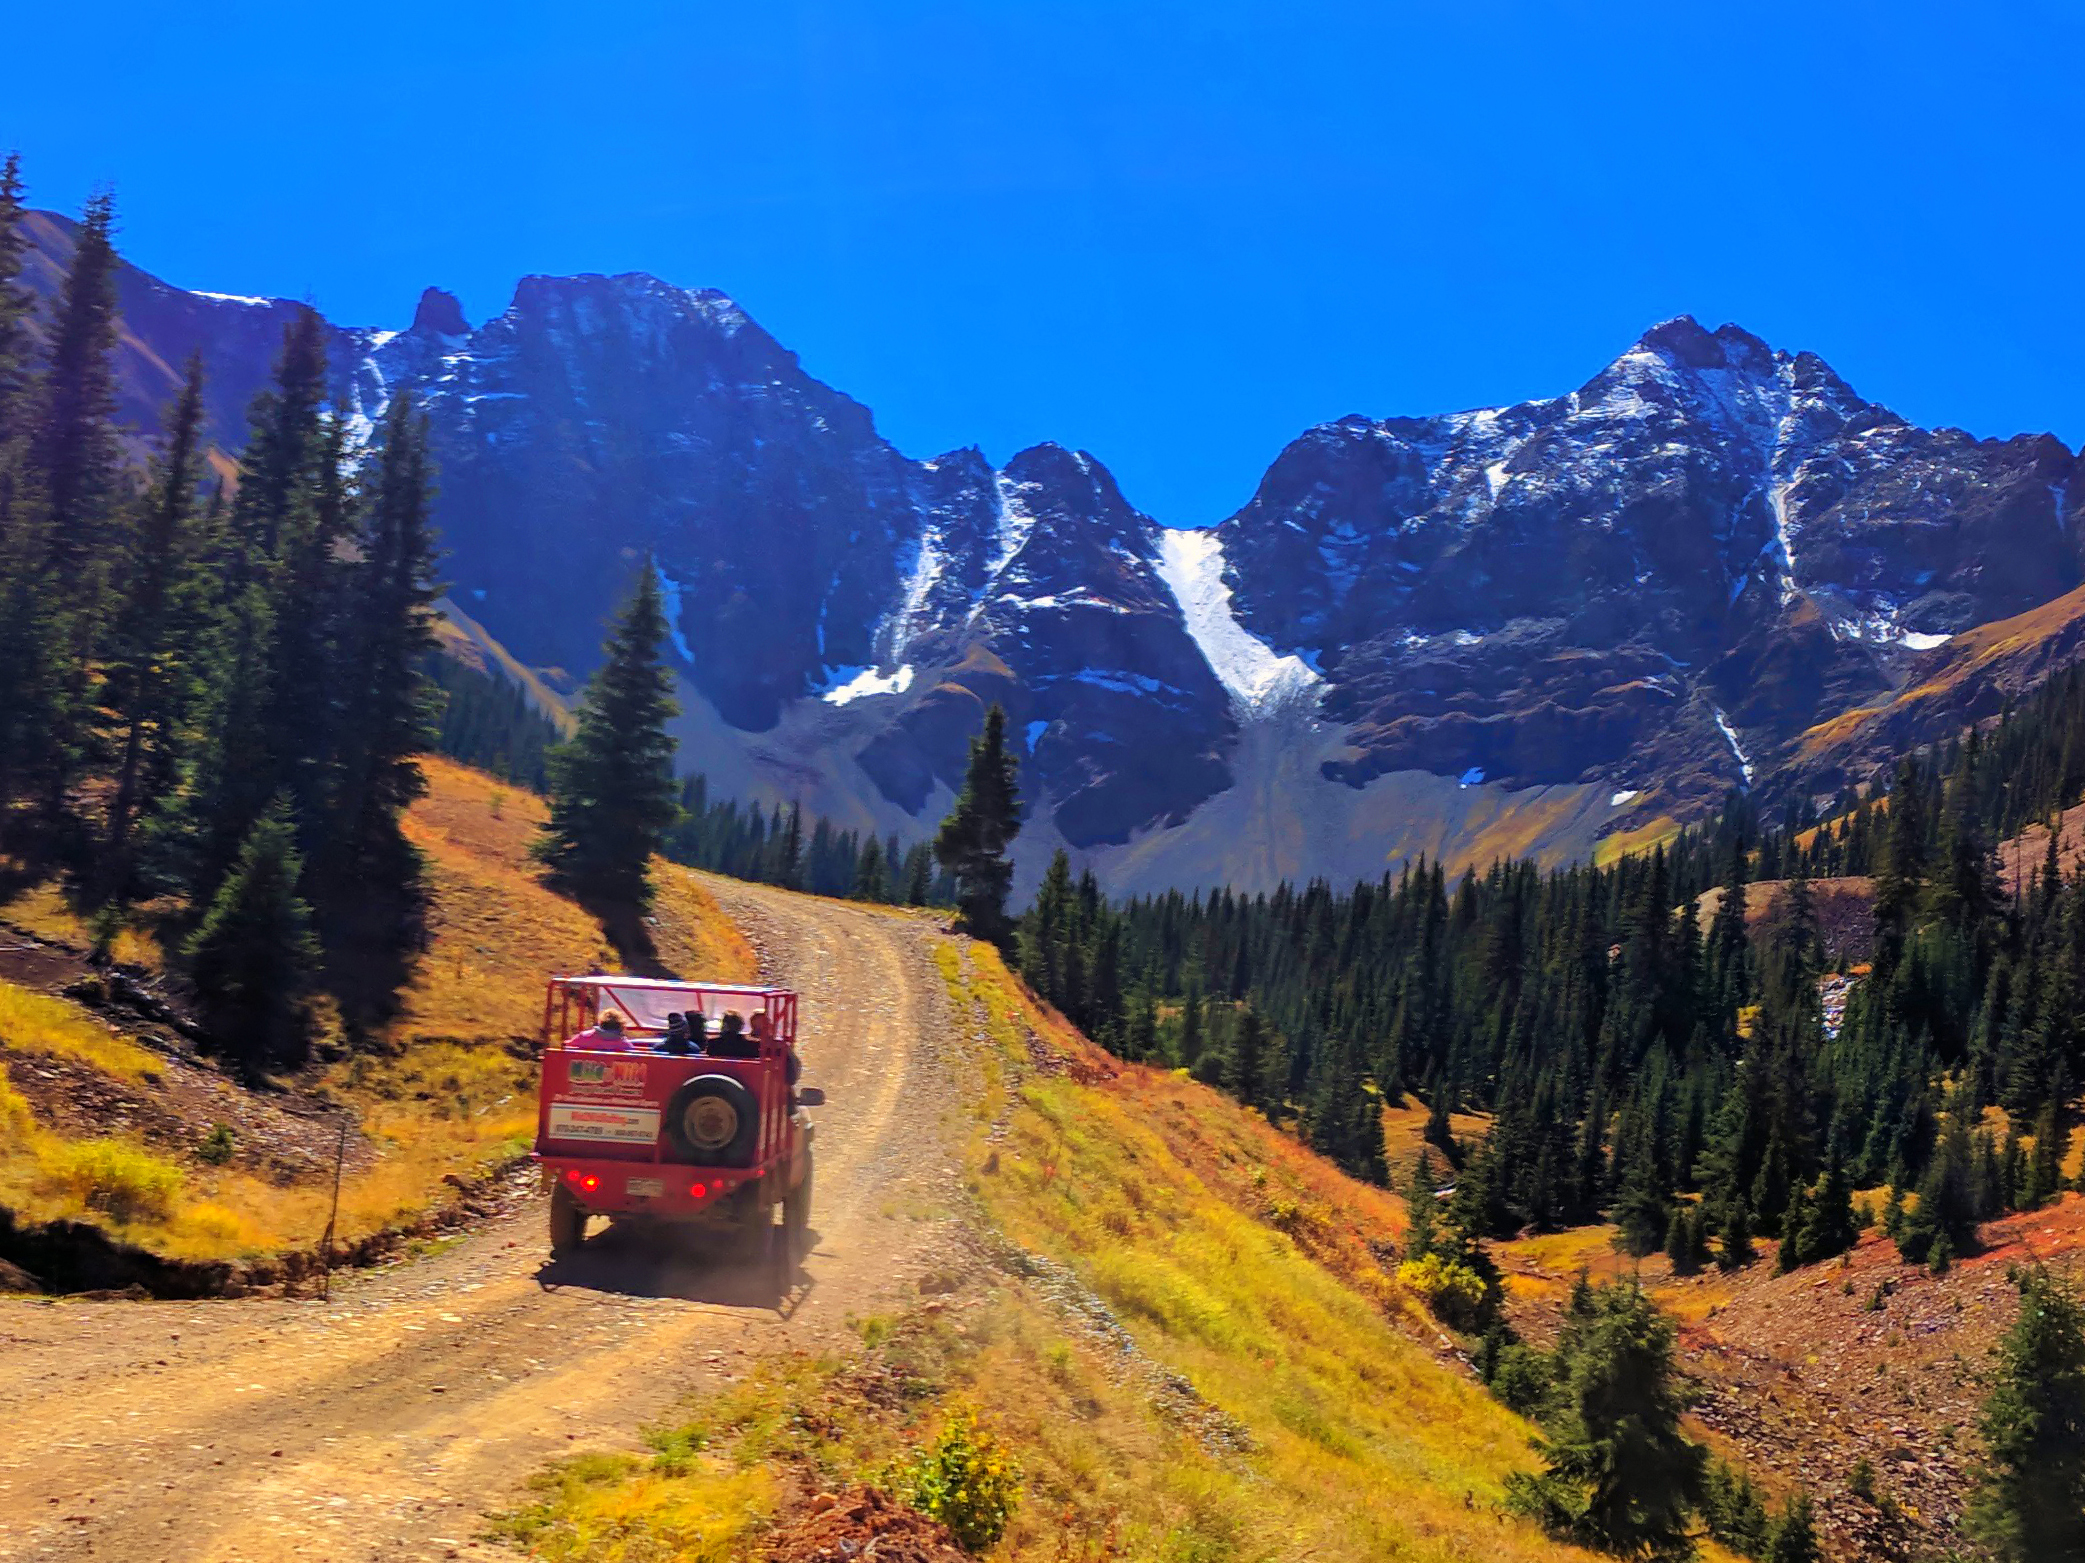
top-left (569, 1011), bottom-right (632, 1051)
top-left (659, 1011), bottom-right (695, 1056)
top-left (707, 1010), bottom-right (758, 1060)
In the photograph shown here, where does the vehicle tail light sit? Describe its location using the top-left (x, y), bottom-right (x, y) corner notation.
top-left (690, 1182), bottom-right (708, 1198)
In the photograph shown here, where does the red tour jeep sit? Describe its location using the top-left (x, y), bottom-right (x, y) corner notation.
top-left (534, 975), bottom-right (819, 1259)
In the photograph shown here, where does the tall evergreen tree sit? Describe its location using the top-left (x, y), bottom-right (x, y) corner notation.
top-left (101, 353), bottom-right (209, 888)
top-left (23, 192), bottom-right (123, 815)
top-left (1507, 1279), bottom-right (1702, 1560)
top-left (1228, 1004), bottom-right (1267, 1109)
top-left (318, 393), bottom-right (439, 1032)
top-left (934, 703), bottom-right (1022, 945)
top-left (1968, 1266), bottom-right (2085, 1561)
top-left (184, 799), bottom-right (321, 1073)
top-left (1763, 1493), bottom-right (1821, 1563)
top-left (145, 580), bottom-right (278, 901)
top-left (534, 561), bottom-right (681, 919)
top-left (31, 190), bottom-right (121, 566)
top-left (0, 152), bottom-right (32, 427)
top-left (852, 833), bottom-right (888, 901)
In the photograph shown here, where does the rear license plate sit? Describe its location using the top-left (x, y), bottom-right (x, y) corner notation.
top-left (625, 1176), bottom-right (665, 1198)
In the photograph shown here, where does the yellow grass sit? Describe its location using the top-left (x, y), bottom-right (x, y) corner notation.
top-left (1381, 1095), bottom-right (1492, 1182)
top-left (936, 940), bottom-right (1602, 1563)
top-left (0, 979), bottom-right (163, 1080)
top-left (1594, 814), bottom-right (1681, 867)
top-left (0, 881), bottom-right (162, 969)
top-left (0, 756), bottom-right (758, 1263)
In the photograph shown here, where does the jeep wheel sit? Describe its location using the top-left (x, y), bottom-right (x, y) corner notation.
top-left (663, 1075), bottom-right (760, 1165)
top-left (549, 1182), bottom-right (585, 1255)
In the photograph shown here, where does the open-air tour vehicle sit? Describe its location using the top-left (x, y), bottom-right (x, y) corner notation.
top-left (533, 975), bottom-right (819, 1259)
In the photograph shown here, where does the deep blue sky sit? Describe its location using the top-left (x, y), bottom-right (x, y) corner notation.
top-left (8, 2), bottom-right (2079, 524)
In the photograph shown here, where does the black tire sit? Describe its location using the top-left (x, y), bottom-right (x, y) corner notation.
top-left (783, 1148), bottom-right (813, 1259)
top-left (549, 1181), bottom-right (585, 1255)
top-left (663, 1074), bottom-right (760, 1166)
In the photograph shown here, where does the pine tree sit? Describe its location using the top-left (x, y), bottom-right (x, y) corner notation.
top-left (101, 354), bottom-right (210, 890)
top-left (1763, 1493), bottom-right (1821, 1563)
top-left (535, 561), bottom-right (681, 917)
top-left (146, 581), bottom-right (280, 901)
top-left (1699, 1459), bottom-right (1771, 1556)
top-left (1665, 1205), bottom-right (1698, 1276)
top-left (1796, 1156), bottom-right (1859, 1267)
top-left (1176, 982), bottom-right (1204, 1069)
top-left (1406, 1149), bottom-right (1440, 1261)
top-left (317, 393), bottom-right (439, 1034)
top-left (1720, 1196), bottom-right (1754, 1271)
top-left (2023, 1105), bottom-right (2067, 1210)
top-left (1022, 849), bottom-right (1074, 1003)
top-left (852, 833), bottom-right (888, 901)
top-left (1897, 1109), bottom-right (1980, 1270)
top-left (1228, 1004), bottom-right (1266, 1108)
top-left (1968, 1266), bottom-right (2085, 1561)
top-left (0, 152), bottom-right (33, 425)
top-left (184, 799), bottom-right (321, 1073)
top-left (1303, 1032), bottom-right (1387, 1185)
top-left (934, 704), bottom-right (1022, 945)
top-left (31, 190), bottom-right (121, 567)
top-left (1506, 1279), bottom-right (1702, 1559)
top-left (903, 842), bottom-right (933, 905)
top-left (23, 192), bottom-right (123, 815)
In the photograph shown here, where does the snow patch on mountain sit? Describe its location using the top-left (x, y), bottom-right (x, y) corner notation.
top-left (988, 472), bottom-right (1038, 580)
top-left (190, 289), bottom-right (273, 307)
top-left (883, 526), bottom-right (948, 658)
top-left (1154, 528), bottom-right (1323, 714)
top-left (654, 566), bottom-right (696, 664)
top-left (1712, 707), bottom-right (1755, 786)
top-left (822, 664), bottom-right (915, 705)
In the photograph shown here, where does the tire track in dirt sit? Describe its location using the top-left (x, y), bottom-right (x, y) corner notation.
top-left (0, 880), bottom-right (960, 1563)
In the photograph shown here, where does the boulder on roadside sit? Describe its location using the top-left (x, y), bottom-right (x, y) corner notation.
top-left (0, 1258), bottom-right (44, 1294)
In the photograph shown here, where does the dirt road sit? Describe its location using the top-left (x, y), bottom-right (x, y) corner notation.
top-left (0, 880), bottom-right (960, 1563)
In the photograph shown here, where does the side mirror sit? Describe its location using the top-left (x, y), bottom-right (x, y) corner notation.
top-left (795, 1087), bottom-right (826, 1108)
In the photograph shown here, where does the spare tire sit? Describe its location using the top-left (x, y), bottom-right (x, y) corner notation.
top-left (663, 1074), bottom-right (760, 1166)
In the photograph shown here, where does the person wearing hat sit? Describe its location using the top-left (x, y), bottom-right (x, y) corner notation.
top-left (569, 1011), bottom-right (634, 1051)
top-left (659, 1011), bottom-right (695, 1056)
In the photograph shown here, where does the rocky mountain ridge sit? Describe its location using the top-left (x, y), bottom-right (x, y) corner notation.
top-left (24, 210), bottom-right (2084, 892)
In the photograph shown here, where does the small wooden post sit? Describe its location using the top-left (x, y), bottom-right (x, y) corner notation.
top-left (320, 1118), bottom-right (348, 1302)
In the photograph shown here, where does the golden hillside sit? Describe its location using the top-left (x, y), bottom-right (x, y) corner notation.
top-left (0, 755), bottom-right (753, 1265)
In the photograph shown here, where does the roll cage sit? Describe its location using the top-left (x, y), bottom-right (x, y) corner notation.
top-left (542, 975), bottom-right (799, 1049)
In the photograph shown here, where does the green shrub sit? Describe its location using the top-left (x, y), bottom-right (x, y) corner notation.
top-left (900, 1408), bottom-right (1021, 1553)
top-left (1488, 1343), bottom-right (1555, 1418)
top-left (1397, 1251), bottom-right (1487, 1329)
top-left (198, 1122), bottom-right (236, 1165)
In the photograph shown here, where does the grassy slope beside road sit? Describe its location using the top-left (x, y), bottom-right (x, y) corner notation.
top-left (510, 927), bottom-right (1608, 1563)
top-left (0, 755), bottom-right (755, 1267)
